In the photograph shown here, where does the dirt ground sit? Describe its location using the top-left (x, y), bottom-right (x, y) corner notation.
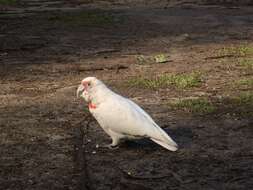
top-left (0, 1), bottom-right (253, 190)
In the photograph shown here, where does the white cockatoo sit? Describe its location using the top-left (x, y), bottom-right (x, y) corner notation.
top-left (77, 77), bottom-right (178, 151)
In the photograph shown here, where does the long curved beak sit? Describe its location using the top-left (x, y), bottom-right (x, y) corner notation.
top-left (77, 84), bottom-right (85, 98)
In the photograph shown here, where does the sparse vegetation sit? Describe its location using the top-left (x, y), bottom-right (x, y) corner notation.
top-left (128, 72), bottom-right (202, 89)
top-left (168, 98), bottom-right (216, 114)
top-left (136, 55), bottom-right (148, 64)
top-left (167, 92), bottom-right (253, 116)
top-left (216, 45), bottom-right (253, 72)
top-left (207, 92), bottom-right (253, 117)
top-left (0, 0), bottom-right (17, 5)
top-left (236, 78), bottom-right (253, 88)
top-left (136, 53), bottom-right (169, 64)
top-left (154, 54), bottom-right (169, 63)
top-left (218, 44), bottom-right (253, 57)
top-left (231, 92), bottom-right (253, 107)
top-left (236, 58), bottom-right (253, 69)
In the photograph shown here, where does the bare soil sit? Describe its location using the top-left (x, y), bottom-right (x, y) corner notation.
top-left (0, 1), bottom-right (252, 190)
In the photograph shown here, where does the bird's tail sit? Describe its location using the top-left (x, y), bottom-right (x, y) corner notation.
top-left (151, 138), bottom-right (178, 151)
top-left (151, 126), bottom-right (178, 151)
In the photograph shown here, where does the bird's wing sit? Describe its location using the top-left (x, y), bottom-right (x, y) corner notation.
top-left (125, 98), bottom-right (177, 147)
top-left (100, 94), bottom-right (177, 150)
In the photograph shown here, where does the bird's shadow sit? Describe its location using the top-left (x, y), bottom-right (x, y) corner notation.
top-left (121, 126), bottom-right (194, 151)
top-left (164, 126), bottom-right (194, 149)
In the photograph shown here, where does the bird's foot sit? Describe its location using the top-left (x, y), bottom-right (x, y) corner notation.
top-left (99, 144), bottom-right (119, 150)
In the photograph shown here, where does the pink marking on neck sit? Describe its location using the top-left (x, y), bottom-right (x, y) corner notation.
top-left (88, 103), bottom-right (96, 109)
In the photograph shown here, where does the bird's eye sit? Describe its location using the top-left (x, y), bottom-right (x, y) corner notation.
top-left (88, 83), bottom-right (91, 86)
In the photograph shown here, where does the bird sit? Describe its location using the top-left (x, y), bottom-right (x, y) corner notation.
top-left (77, 77), bottom-right (178, 151)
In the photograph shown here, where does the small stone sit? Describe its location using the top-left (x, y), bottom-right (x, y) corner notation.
top-left (95, 144), bottom-right (99, 148)
top-left (92, 151), bottom-right (96, 154)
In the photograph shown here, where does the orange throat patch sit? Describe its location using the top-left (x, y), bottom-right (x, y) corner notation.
top-left (88, 103), bottom-right (97, 109)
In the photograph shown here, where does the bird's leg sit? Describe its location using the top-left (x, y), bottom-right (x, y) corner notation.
top-left (100, 137), bottom-right (120, 150)
top-left (109, 137), bottom-right (120, 149)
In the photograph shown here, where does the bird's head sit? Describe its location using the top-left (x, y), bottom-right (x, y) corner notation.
top-left (77, 77), bottom-right (104, 102)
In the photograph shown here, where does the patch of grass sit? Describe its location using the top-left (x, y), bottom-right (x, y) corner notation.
top-left (167, 92), bottom-right (253, 117)
top-left (169, 98), bottom-right (216, 114)
top-left (236, 58), bottom-right (253, 69)
top-left (154, 54), bottom-right (169, 63)
top-left (217, 55), bottom-right (253, 73)
top-left (218, 45), bottom-right (253, 57)
top-left (236, 78), bottom-right (253, 87)
top-left (136, 55), bottom-right (148, 65)
top-left (0, 0), bottom-right (17, 5)
top-left (231, 92), bottom-right (253, 107)
top-left (218, 92), bottom-right (253, 117)
top-left (49, 11), bottom-right (121, 26)
top-left (136, 53), bottom-right (169, 64)
top-left (128, 72), bottom-right (202, 89)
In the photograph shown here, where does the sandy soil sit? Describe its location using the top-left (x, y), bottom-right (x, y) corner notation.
top-left (0, 1), bottom-right (252, 190)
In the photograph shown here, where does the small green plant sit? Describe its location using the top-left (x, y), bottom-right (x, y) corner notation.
top-left (0, 0), bottom-right (17, 5)
top-left (171, 72), bottom-right (202, 88)
top-left (154, 54), bottom-right (169, 63)
top-left (136, 55), bottom-right (148, 64)
top-left (169, 98), bottom-right (216, 114)
top-left (128, 72), bottom-right (202, 89)
top-left (136, 53), bottom-right (169, 64)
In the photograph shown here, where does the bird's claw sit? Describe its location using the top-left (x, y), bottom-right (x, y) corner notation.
top-left (100, 144), bottom-right (119, 150)
top-left (108, 145), bottom-right (119, 150)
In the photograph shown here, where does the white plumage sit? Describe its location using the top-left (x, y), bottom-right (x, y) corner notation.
top-left (77, 77), bottom-right (178, 151)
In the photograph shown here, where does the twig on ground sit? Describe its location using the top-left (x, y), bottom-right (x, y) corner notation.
top-left (205, 55), bottom-right (234, 60)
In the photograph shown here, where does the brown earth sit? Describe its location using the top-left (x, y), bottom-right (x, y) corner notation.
top-left (0, 1), bottom-right (253, 190)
